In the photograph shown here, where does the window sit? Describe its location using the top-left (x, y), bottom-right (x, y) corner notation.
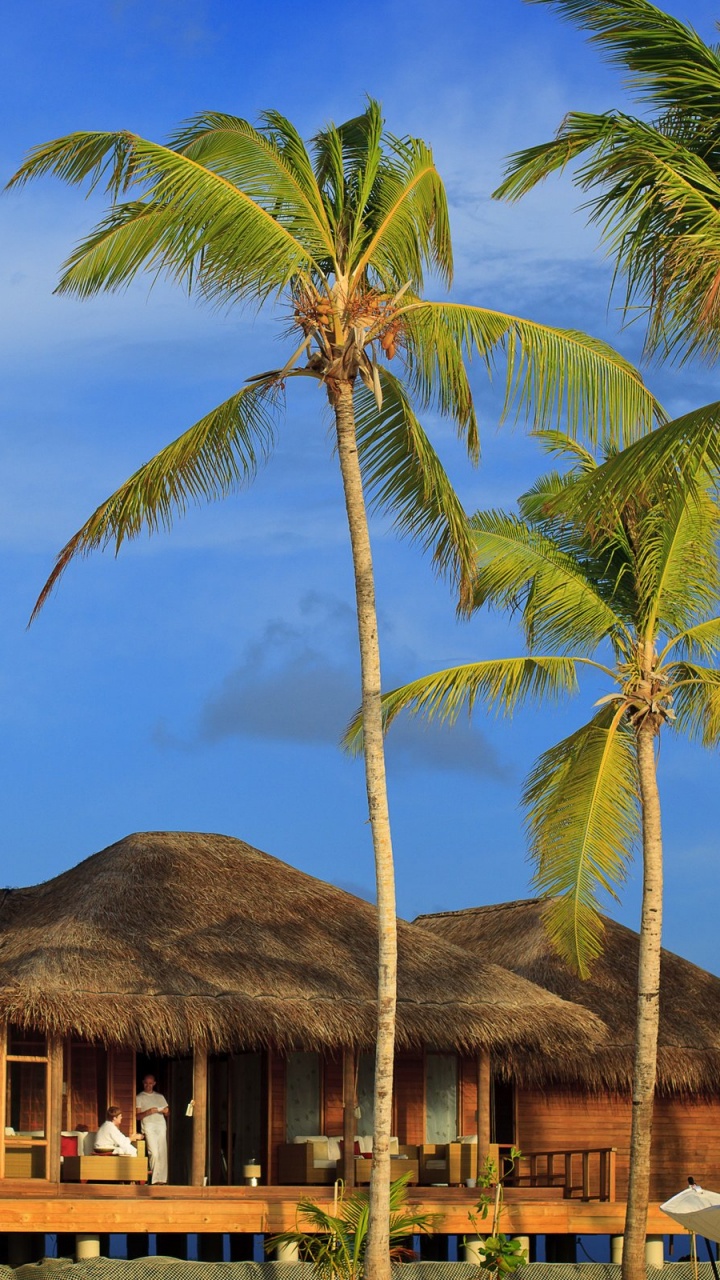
top-left (2, 1025), bottom-right (49, 1179)
top-left (285, 1051), bottom-right (320, 1140)
top-left (425, 1053), bottom-right (458, 1143)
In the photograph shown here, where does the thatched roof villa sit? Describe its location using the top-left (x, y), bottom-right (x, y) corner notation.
top-left (0, 841), bottom-right (717, 1259)
top-left (0, 833), bottom-right (602, 1190)
top-left (416, 899), bottom-right (720, 1200)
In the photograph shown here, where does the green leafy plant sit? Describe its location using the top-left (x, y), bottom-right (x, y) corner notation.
top-left (465, 1146), bottom-right (526, 1275)
top-left (475, 1236), bottom-right (527, 1276)
top-left (268, 1173), bottom-right (438, 1280)
top-left (469, 1146), bottom-right (522, 1223)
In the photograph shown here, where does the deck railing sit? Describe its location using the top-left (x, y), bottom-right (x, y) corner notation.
top-left (491, 1143), bottom-right (617, 1202)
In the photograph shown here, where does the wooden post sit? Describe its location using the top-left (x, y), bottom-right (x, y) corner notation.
top-left (477, 1050), bottom-right (491, 1161)
top-left (266, 1047), bottom-right (273, 1185)
top-left (48, 1032), bottom-right (64, 1183)
top-left (191, 1045), bottom-right (208, 1187)
top-left (0, 1022), bottom-right (6, 1180)
top-left (342, 1047), bottom-right (356, 1187)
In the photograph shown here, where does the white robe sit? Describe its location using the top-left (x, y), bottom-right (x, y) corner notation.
top-left (94, 1120), bottom-right (137, 1157)
top-left (136, 1090), bottom-right (169, 1184)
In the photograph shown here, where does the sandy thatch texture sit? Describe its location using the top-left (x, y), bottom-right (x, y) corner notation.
top-left (415, 898), bottom-right (720, 1094)
top-left (0, 832), bottom-right (604, 1060)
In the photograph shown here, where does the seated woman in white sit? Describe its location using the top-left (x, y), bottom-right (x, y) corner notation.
top-left (94, 1106), bottom-right (139, 1156)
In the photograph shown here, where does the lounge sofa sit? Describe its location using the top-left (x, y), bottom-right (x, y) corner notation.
top-left (60, 1129), bottom-right (149, 1183)
top-left (419, 1135), bottom-right (478, 1185)
top-left (277, 1134), bottom-right (419, 1185)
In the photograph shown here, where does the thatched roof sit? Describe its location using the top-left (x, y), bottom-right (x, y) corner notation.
top-left (0, 834), bottom-right (604, 1059)
top-left (415, 898), bottom-right (720, 1095)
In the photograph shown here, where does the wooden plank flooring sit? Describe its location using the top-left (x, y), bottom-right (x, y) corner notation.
top-left (0, 1184), bottom-right (673, 1236)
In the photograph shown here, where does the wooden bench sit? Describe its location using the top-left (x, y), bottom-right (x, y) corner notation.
top-left (61, 1154), bottom-right (149, 1183)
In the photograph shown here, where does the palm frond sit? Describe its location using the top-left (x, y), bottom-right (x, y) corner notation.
top-left (635, 483), bottom-right (720, 638)
top-left (496, 85), bottom-right (720, 359)
top-left (345, 656), bottom-right (581, 753)
top-left (659, 616), bottom-right (720, 663)
top-left (532, 429), bottom-right (599, 472)
top-left (31, 379), bottom-right (282, 620)
top-left (494, 110), bottom-right (630, 203)
top-left (353, 371), bottom-right (475, 593)
top-left (268, 1175), bottom-right (436, 1280)
top-left (667, 661), bottom-right (720, 747)
top-left (398, 301), bottom-right (660, 447)
top-left (349, 135), bottom-right (452, 291)
top-left (528, 0), bottom-right (720, 119)
top-left (470, 509), bottom-right (629, 655)
top-left (7, 129), bottom-right (142, 198)
top-left (167, 110), bottom-right (335, 262)
top-left (11, 131), bottom-right (318, 307)
top-left (527, 703), bottom-right (639, 977)
top-left (567, 400), bottom-right (720, 523)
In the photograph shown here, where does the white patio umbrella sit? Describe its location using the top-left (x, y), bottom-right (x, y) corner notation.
top-left (661, 1184), bottom-right (720, 1246)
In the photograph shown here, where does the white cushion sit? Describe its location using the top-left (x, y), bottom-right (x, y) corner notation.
top-left (355, 1134), bottom-right (373, 1155)
top-left (326, 1138), bottom-right (341, 1163)
top-left (458, 1135), bottom-right (477, 1143)
top-left (389, 1137), bottom-right (399, 1156)
top-left (293, 1134), bottom-right (327, 1144)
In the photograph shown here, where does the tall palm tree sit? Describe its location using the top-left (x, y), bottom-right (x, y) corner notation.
top-left (495, 0), bottom-right (720, 363)
top-left (359, 432), bottom-right (720, 1280)
top-left (9, 103), bottom-right (657, 1276)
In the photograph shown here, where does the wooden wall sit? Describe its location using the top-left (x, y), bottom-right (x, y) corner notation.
top-left (393, 1054), bottom-right (424, 1145)
top-left (67, 1042), bottom-right (106, 1130)
top-left (108, 1047), bottom-right (136, 1128)
top-left (517, 1086), bottom-right (720, 1200)
top-left (459, 1056), bottom-right (478, 1136)
top-left (323, 1053), bottom-right (344, 1136)
top-left (268, 1051), bottom-right (285, 1184)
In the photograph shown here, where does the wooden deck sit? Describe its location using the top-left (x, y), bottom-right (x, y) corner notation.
top-left (0, 1184), bottom-right (674, 1237)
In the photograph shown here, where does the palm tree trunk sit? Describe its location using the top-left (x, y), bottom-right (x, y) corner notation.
top-left (331, 378), bottom-right (396, 1280)
top-left (622, 717), bottom-right (663, 1280)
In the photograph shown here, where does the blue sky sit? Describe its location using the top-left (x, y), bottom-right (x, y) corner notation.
top-left (2, 0), bottom-right (720, 970)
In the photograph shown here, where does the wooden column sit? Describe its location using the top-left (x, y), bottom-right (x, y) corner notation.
top-left (0, 1022), bottom-right (6, 1180)
top-left (265, 1047), bottom-right (273, 1185)
top-left (342, 1047), bottom-right (356, 1186)
top-left (191, 1045), bottom-right (208, 1187)
top-left (48, 1032), bottom-right (64, 1182)
top-left (477, 1049), bottom-right (491, 1161)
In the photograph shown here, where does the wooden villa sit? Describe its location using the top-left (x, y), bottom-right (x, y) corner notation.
top-left (1, 838), bottom-right (717, 1262)
top-left (0, 832), bottom-right (606, 1260)
top-left (416, 899), bottom-right (720, 1239)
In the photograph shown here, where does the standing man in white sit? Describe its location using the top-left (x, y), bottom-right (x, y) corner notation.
top-left (136, 1072), bottom-right (169, 1184)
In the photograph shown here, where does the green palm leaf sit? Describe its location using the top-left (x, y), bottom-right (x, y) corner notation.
top-left (269, 1175), bottom-right (436, 1280)
top-left (350, 136), bottom-right (452, 290)
top-left (567, 400), bottom-right (720, 520)
top-left (494, 1), bottom-right (720, 359)
top-left (667, 662), bottom-right (720, 747)
top-left (528, 0), bottom-right (720, 118)
top-left (470, 509), bottom-right (629, 655)
top-left (31, 379), bottom-right (282, 619)
top-left (526, 703), bottom-right (640, 976)
top-left (635, 484), bottom-right (720, 638)
top-left (167, 111), bottom-right (336, 262)
top-left (11, 131), bottom-right (318, 306)
top-left (345, 656), bottom-right (581, 752)
top-left (399, 301), bottom-right (660, 446)
top-left (660, 616), bottom-right (720, 663)
top-left (354, 370), bottom-right (475, 591)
